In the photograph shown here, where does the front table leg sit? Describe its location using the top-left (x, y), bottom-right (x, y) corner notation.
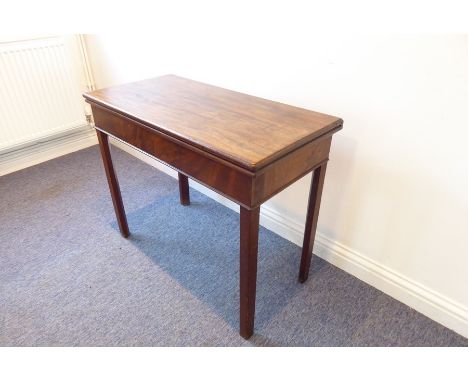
top-left (299, 162), bottom-right (328, 283)
top-left (239, 206), bottom-right (260, 339)
top-left (96, 130), bottom-right (130, 238)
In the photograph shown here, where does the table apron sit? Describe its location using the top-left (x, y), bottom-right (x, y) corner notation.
top-left (252, 136), bottom-right (332, 206)
top-left (91, 104), bottom-right (332, 209)
top-left (92, 104), bottom-right (254, 207)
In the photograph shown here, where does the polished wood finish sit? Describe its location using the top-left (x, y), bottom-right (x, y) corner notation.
top-left (84, 75), bottom-right (342, 338)
top-left (96, 130), bottom-right (130, 238)
top-left (299, 163), bottom-right (328, 283)
top-left (84, 75), bottom-right (342, 171)
top-left (90, 104), bottom-right (334, 209)
top-left (178, 173), bottom-right (190, 206)
top-left (252, 135), bottom-right (332, 206)
top-left (239, 206), bottom-right (260, 339)
top-left (91, 105), bottom-right (254, 208)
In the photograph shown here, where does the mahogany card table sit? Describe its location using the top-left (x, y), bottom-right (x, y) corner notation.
top-left (83, 75), bottom-right (342, 339)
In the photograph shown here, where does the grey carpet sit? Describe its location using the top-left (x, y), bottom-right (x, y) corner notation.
top-left (0, 145), bottom-right (467, 347)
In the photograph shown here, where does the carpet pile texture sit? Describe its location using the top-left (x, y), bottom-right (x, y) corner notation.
top-left (1, 146), bottom-right (467, 346)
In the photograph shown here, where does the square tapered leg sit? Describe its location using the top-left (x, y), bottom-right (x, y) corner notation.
top-left (96, 130), bottom-right (130, 238)
top-left (239, 206), bottom-right (260, 339)
top-left (178, 173), bottom-right (190, 206)
top-left (299, 163), bottom-right (327, 283)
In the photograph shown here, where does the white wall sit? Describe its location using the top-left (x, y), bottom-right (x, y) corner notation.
top-left (85, 31), bottom-right (468, 336)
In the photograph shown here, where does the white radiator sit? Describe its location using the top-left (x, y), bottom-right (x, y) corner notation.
top-left (0, 36), bottom-right (91, 151)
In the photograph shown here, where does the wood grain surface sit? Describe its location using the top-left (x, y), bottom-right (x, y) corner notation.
top-left (84, 75), bottom-right (342, 171)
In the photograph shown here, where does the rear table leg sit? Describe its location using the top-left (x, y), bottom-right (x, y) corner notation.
top-left (178, 173), bottom-right (190, 206)
top-left (299, 162), bottom-right (327, 283)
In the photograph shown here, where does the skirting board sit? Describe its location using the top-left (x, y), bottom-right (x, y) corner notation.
top-left (0, 125), bottom-right (97, 177)
top-left (110, 137), bottom-right (468, 339)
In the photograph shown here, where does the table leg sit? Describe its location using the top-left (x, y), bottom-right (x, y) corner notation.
top-left (96, 130), bottom-right (130, 238)
top-left (178, 173), bottom-right (190, 206)
top-left (239, 206), bottom-right (260, 339)
top-left (299, 162), bottom-right (328, 283)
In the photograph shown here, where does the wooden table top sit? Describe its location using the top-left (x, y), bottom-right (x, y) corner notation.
top-left (84, 75), bottom-right (343, 171)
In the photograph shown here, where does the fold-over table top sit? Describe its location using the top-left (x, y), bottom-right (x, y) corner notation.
top-left (84, 75), bottom-right (342, 171)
